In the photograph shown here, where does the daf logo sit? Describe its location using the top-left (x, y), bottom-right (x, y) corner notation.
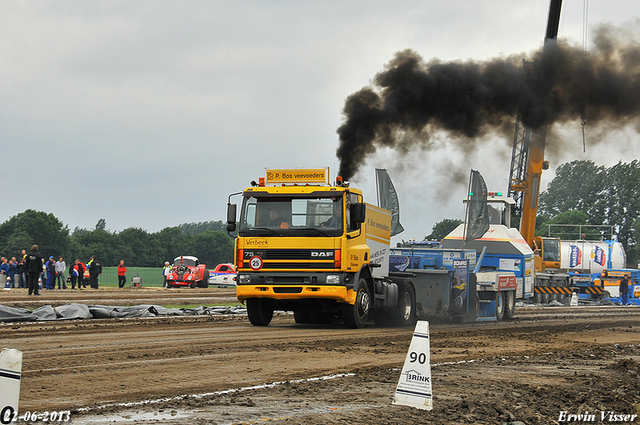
top-left (311, 251), bottom-right (333, 258)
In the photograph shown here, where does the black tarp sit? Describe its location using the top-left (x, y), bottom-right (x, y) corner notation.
top-left (0, 303), bottom-right (247, 322)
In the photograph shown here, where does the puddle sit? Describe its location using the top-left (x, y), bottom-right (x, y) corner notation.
top-left (80, 409), bottom-right (189, 423)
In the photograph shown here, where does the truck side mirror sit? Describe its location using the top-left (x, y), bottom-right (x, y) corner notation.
top-left (226, 203), bottom-right (237, 232)
top-left (352, 202), bottom-right (366, 224)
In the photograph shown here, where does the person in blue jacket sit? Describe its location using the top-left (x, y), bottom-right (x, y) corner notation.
top-left (7, 259), bottom-right (16, 288)
top-left (0, 258), bottom-right (9, 288)
top-left (619, 274), bottom-right (630, 306)
top-left (46, 256), bottom-right (56, 289)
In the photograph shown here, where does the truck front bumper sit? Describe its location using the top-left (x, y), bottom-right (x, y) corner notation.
top-left (237, 284), bottom-right (355, 303)
top-left (235, 271), bottom-right (355, 303)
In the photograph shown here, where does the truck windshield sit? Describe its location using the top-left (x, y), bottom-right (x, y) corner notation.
top-left (238, 195), bottom-right (343, 237)
top-left (542, 238), bottom-right (561, 262)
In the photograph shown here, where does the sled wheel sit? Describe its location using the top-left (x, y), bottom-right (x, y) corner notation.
top-left (496, 292), bottom-right (505, 321)
top-left (504, 290), bottom-right (516, 320)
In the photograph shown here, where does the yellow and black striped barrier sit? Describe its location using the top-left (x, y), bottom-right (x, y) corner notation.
top-left (534, 286), bottom-right (605, 295)
top-left (534, 286), bottom-right (573, 295)
top-left (584, 286), bottom-right (604, 295)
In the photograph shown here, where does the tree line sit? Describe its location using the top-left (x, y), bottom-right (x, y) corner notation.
top-left (421, 160), bottom-right (640, 267)
top-left (0, 210), bottom-right (234, 268)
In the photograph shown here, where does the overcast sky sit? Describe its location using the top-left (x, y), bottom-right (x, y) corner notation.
top-left (1, 1), bottom-right (638, 242)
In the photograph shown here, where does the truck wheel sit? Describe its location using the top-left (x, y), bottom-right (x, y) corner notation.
top-left (495, 292), bottom-right (505, 321)
top-left (504, 290), bottom-right (516, 320)
top-left (343, 278), bottom-right (370, 329)
top-left (393, 284), bottom-right (416, 327)
top-left (246, 298), bottom-right (274, 326)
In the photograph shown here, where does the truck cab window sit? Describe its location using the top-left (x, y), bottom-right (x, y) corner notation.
top-left (238, 195), bottom-right (344, 237)
top-left (542, 238), bottom-right (561, 262)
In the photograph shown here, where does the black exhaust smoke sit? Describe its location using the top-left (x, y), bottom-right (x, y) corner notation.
top-left (336, 23), bottom-right (640, 181)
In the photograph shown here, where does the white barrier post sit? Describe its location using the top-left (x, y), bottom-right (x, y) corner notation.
top-left (570, 292), bottom-right (579, 306)
top-left (0, 348), bottom-right (23, 424)
top-left (393, 320), bottom-right (433, 410)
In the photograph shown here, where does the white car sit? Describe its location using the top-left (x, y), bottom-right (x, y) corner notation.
top-left (208, 263), bottom-right (237, 287)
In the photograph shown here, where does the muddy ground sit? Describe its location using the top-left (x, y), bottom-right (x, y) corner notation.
top-left (2, 287), bottom-right (640, 424)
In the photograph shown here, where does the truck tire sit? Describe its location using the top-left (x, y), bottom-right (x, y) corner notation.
top-left (247, 298), bottom-right (274, 326)
top-left (343, 278), bottom-right (370, 329)
top-left (495, 292), bottom-right (505, 321)
top-left (504, 290), bottom-right (516, 320)
top-left (392, 283), bottom-right (416, 327)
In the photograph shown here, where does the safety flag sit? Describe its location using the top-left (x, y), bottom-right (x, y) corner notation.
top-left (376, 168), bottom-right (404, 236)
top-left (465, 170), bottom-right (489, 241)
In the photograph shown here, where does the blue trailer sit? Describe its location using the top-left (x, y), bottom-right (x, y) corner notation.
top-left (390, 241), bottom-right (526, 322)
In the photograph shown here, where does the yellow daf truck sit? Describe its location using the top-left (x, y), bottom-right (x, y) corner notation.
top-left (226, 168), bottom-right (416, 328)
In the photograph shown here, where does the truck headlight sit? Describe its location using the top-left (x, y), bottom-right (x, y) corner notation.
top-left (238, 274), bottom-right (251, 284)
top-left (326, 274), bottom-right (340, 284)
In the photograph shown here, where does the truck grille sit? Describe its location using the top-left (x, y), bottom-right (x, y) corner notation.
top-left (241, 249), bottom-right (335, 270)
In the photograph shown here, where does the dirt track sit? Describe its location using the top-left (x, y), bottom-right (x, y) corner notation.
top-left (2, 288), bottom-right (640, 424)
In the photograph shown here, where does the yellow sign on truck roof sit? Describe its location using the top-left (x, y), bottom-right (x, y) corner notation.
top-left (265, 168), bottom-right (329, 185)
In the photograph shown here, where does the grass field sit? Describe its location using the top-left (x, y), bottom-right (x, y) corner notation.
top-left (91, 267), bottom-right (165, 287)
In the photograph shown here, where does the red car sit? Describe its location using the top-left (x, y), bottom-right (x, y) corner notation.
top-left (166, 256), bottom-right (209, 288)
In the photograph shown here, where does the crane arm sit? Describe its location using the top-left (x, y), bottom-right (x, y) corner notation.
top-left (508, 0), bottom-right (562, 247)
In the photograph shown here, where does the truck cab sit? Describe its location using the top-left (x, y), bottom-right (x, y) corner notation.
top-left (226, 169), bottom-right (407, 328)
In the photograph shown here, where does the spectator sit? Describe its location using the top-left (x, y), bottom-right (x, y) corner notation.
top-left (40, 258), bottom-right (46, 289)
top-left (25, 245), bottom-right (42, 296)
top-left (162, 261), bottom-right (171, 287)
top-left (0, 258), bottom-right (8, 288)
top-left (117, 260), bottom-right (127, 288)
top-left (7, 259), bottom-right (16, 289)
top-left (88, 255), bottom-right (102, 289)
top-left (55, 256), bottom-right (67, 289)
top-left (619, 274), bottom-right (630, 306)
top-left (46, 256), bottom-right (56, 290)
top-left (69, 260), bottom-right (79, 289)
top-left (76, 259), bottom-right (87, 289)
top-left (15, 258), bottom-right (26, 288)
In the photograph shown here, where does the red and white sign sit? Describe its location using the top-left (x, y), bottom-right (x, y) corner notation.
top-left (249, 256), bottom-right (263, 271)
top-left (497, 275), bottom-right (517, 290)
